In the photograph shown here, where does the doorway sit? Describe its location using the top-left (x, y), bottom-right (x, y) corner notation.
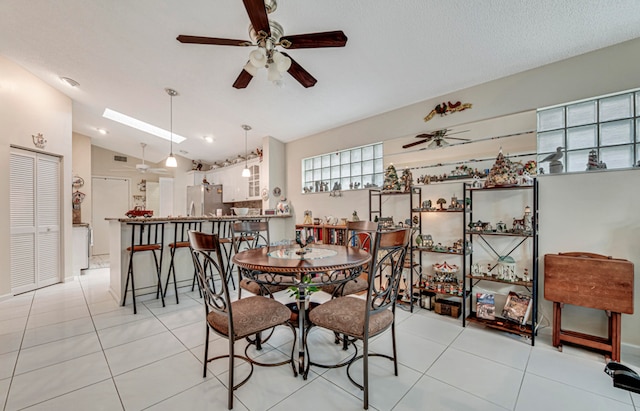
top-left (92, 177), bottom-right (130, 256)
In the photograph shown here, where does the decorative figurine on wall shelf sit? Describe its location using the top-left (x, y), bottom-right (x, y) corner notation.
top-left (437, 198), bottom-right (447, 210)
top-left (540, 146), bottom-right (564, 174)
top-left (485, 148), bottom-right (518, 187)
top-left (586, 149), bottom-right (607, 170)
top-left (401, 168), bottom-right (413, 192)
top-left (383, 164), bottom-right (401, 191)
top-left (303, 210), bottom-right (313, 225)
top-left (352, 210), bottom-right (360, 222)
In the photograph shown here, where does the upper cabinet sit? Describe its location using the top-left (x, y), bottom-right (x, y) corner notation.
top-left (208, 159), bottom-right (261, 203)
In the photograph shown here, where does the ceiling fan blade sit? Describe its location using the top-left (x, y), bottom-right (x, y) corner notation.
top-left (281, 52), bottom-right (317, 88)
top-left (280, 31), bottom-right (348, 49)
top-left (243, 0), bottom-right (270, 36)
top-left (177, 35), bottom-right (252, 47)
top-left (233, 69), bottom-right (254, 89)
top-left (444, 137), bottom-right (471, 141)
top-left (402, 139), bottom-right (428, 149)
top-left (415, 133), bottom-right (434, 139)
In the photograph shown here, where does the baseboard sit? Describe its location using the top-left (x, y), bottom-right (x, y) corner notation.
top-left (0, 293), bottom-right (13, 303)
top-left (622, 342), bottom-right (640, 361)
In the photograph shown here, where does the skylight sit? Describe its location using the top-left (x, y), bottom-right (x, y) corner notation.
top-left (102, 108), bottom-right (187, 144)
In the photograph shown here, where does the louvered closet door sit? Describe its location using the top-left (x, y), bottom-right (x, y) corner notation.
top-left (10, 149), bottom-right (61, 293)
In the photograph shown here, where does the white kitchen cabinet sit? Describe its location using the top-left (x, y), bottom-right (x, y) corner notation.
top-left (186, 170), bottom-right (205, 186)
top-left (211, 159), bottom-right (260, 202)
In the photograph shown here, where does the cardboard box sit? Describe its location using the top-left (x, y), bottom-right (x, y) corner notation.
top-left (434, 299), bottom-right (461, 318)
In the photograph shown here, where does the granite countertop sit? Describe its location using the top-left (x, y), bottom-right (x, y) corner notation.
top-left (105, 214), bottom-right (291, 222)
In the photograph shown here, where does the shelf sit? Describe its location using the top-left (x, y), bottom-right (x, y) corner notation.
top-left (415, 247), bottom-right (463, 255)
top-left (466, 312), bottom-right (532, 337)
top-left (466, 231), bottom-right (533, 237)
top-left (412, 208), bottom-right (464, 213)
top-left (416, 287), bottom-right (464, 298)
top-left (466, 184), bottom-right (534, 192)
top-left (466, 275), bottom-right (533, 287)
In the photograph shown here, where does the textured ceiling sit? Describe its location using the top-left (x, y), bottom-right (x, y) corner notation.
top-left (1, 0), bottom-right (640, 164)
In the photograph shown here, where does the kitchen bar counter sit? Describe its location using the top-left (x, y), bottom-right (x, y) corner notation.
top-left (106, 214), bottom-right (292, 305)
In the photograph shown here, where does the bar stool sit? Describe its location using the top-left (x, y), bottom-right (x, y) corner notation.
top-left (164, 220), bottom-right (204, 303)
top-left (122, 221), bottom-right (166, 314)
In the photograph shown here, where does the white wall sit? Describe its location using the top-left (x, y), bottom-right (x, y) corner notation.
top-left (284, 37), bottom-right (640, 346)
top-left (72, 132), bottom-right (92, 224)
top-left (0, 55), bottom-right (73, 296)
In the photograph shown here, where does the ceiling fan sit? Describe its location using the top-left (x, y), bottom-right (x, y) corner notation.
top-left (113, 143), bottom-right (169, 174)
top-left (402, 129), bottom-right (470, 149)
top-left (176, 0), bottom-right (347, 88)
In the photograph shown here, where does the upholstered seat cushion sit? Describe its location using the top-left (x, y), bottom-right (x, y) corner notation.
top-left (240, 275), bottom-right (288, 296)
top-left (320, 275), bottom-right (369, 296)
top-left (207, 296), bottom-right (291, 339)
top-left (309, 296), bottom-right (393, 339)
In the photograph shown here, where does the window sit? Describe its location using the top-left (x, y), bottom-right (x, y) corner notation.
top-left (302, 143), bottom-right (384, 193)
top-left (537, 89), bottom-right (640, 173)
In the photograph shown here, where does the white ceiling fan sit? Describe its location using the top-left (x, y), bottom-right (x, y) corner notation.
top-left (113, 143), bottom-right (169, 174)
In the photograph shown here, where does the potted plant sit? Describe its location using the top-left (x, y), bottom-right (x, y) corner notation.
top-left (287, 275), bottom-right (319, 312)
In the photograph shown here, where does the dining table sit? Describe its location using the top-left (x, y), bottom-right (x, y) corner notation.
top-left (232, 243), bottom-right (372, 377)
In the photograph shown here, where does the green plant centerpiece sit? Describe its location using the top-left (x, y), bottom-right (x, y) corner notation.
top-left (287, 275), bottom-right (319, 311)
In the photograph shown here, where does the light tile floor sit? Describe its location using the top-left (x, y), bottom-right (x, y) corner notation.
top-left (1, 267), bottom-right (638, 411)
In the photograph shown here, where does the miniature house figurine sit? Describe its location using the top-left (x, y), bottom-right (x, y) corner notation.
top-left (523, 205), bottom-right (532, 234)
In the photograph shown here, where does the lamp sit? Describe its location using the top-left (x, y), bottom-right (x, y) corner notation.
top-left (246, 47), bottom-right (291, 85)
top-left (241, 125), bottom-right (251, 177)
top-left (165, 88), bottom-right (178, 168)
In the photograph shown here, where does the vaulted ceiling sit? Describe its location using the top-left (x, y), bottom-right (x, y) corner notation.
top-left (2, 0), bottom-right (640, 164)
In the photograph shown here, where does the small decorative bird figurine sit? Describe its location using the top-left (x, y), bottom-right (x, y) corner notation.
top-left (541, 147), bottom-right (563, 163)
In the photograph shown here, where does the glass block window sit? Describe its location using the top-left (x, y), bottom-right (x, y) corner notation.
top-left (302, 143), bottom-right (383, 193)
top-left (537, 89), bottom-right (640, 173)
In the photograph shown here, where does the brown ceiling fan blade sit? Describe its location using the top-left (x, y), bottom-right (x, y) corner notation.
top-left (243, 0), bottom-right (270, 36)
top-left (177, 35), bottom-right (252, 46)
top-left (232, 69), bottom-right (253, 89)
top-left (281, 52), bottom-right (317, 87)
top-left (402, 139), bottom-right (428, 149)
top-left (280, 31), bottom-right (348, 49)
top-left (415, 133), bottom-right (434, 139)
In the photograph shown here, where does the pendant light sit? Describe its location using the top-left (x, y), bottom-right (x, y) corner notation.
top-left (165, 88), bottom-right (178, 168)
top-left (241, 124), bottom-right (251, 177)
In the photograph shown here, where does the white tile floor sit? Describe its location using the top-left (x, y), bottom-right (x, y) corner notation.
top-left (1, 267), bottom-right (638, 411)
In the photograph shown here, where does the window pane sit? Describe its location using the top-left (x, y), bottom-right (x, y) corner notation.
top-left (637, 145), bottom-right (640, 167)
top-left (362, 145), bottom-right (374, 160)
top-left (600, 120), bottom-right (632, 146)
top-left (374, 173), bottom-right (384, 187)
top-left (600, 145), bottom-right (633, 169)
top-left (374, 143), bottom-right (383, 158)
top-left (637, 118), bottom-right (640, 142)
top-left (305, 170), bottom-right (313, 183)
top-left (340, 151), bottom-right (350, 164)
top-left (341, 177), bottom-right (351, 190)
top-left (313, 157), bottom-right (322, 169)
top-left (304, 159), bottom-right (313, 171)
top-left (351, 148), bottom-right (362, 162)
top-left (374, 158), bottom-right (384, 173)
top-left (567, 125), bottom-right (596, 150)
top-left (637, 92), bottom-right (640, 116)
top-left (600, 93), bottom-right (633, 122)
top-left (331, 153), bottom-right (340, 166)
top-left (567, 101), bottom-right (596, 127)
top-left (341, 164), bottom-right (350, 177)
top-left (537, 107), bottom-right (564, 131)
top-left (331, 165), bottom-right (340, 178)
top-left (362, 159), bottom-right (374, 175)
top-left (351, 162), bottom-right (362, 176)
top-left (322, 168), bottom-right (330, 180)
top-left (321, 155), bottom-right (330, 168)
top-left (566, 149), bottom-right (591, 172)
top-left (313, 169), bottom-right (321, 181)
top-left (362, 174), bottom-right (373, 187)
top-left (537, 130), bottom-right (564, 153)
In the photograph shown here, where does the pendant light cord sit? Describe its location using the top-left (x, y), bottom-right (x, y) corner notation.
top-left (170, 94), bottom-right (173, 155)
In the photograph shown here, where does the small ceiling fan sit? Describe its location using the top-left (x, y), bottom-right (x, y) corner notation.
top-left (113, 143), bottom-right (169, 174)
top-left (402, 129), bottom-right (470, 149)
top-left (176, 0), bottom-right (347, 88)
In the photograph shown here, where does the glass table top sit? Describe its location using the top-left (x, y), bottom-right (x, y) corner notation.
top-left (267, 247), bottom-right (338, 260)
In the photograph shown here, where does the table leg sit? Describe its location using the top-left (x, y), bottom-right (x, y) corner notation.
top-left (297, 294), bottom-right (307, 377)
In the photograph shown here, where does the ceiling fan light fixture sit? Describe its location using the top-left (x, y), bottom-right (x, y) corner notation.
top-left (243, 61), bottom-right (259, 76)
top-left (165, 88), bottom-right (179, 168)
top-left (267, 63), bottom-right (283, 82)
top-left (272, 51), bottom-right (291, 72)
top-left (249, 48), bottom-right (267, 67)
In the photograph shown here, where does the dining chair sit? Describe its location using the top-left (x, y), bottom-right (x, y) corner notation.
top-left (307, 227), bottom-right (411, 409)
top-left (189, 230), bottom-right (297, 410)
top-left (321, 220), bottom-right (379, 297)
top-left (231, 220), bottom-right (288, 299)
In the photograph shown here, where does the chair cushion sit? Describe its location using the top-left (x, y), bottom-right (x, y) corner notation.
top-left (207, 296), bottom-right (291, 339)
top-left (240, 275), bottom-right (288, 296)
top-left (169, 241), bottom-right (190, 248)
top-left (309, 297), bottom-right (394, 339)
top-left (321, 277), bottom-right (369, 296)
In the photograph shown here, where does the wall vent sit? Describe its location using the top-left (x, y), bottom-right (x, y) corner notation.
top-left (114, 155), bottom-right (127, 162)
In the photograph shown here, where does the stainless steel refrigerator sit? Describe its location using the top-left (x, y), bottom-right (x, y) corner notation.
top-left (186, 185), bottom-right (229, 216)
